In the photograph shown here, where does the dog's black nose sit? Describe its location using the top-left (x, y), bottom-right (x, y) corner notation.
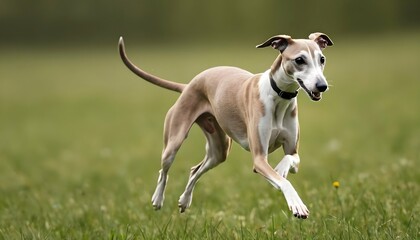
top-left (316, 82), bottom-right (328, 92)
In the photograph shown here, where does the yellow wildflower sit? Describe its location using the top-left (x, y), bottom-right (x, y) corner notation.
top-left (333, 181), bottom-right (340, 188)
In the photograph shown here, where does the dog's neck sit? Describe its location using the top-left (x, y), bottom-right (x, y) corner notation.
top-left (269, 59), bottom-right (300, 99)
top-left (269, 75), bottom-right (298, 100)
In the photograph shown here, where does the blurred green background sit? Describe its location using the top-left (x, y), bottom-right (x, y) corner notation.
top-left (1, 0), bottom-right (419, 239)
top-left (1, 0), bottom-right (420, 45)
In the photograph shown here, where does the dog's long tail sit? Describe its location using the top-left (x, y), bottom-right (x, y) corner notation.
top-left (118, 37), bottom-right (186, 93)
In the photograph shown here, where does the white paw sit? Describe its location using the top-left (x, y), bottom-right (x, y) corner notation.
top-left (286, 194), bottom-right (309, 219)
top-left (274, 157), bottom-right (292, 178)
top-left (178, 192), bottom-right (192, 213)
top-left (151, 172), bottom-right (168, 210)
top-left (151, 187), bottom-right (164, 210)
top-left (280, 180), bottom-right (309, 219)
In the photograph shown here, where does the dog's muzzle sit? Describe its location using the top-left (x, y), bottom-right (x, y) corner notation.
top-left (297, 78), bottom-right (323, 101)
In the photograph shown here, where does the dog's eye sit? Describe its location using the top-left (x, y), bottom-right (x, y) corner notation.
top-left (320, 56), bottom-right (325, 64)
top-left (295, 57), bottom-right (305, 65)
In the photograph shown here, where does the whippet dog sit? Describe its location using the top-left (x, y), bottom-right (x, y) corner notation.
top-left (118, 33), bottom-right (333, 219)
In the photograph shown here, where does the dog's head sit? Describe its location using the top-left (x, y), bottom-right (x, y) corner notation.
top-left (257, 33), bottom-right (333, 101)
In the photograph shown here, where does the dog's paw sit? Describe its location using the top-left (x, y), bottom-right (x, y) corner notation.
top-left (151, 194), bottom-right (163, 210)
top-left (280, 180), bottom-right (309, 219)
top-left (151, 171), bottom-right (169, 210)
top-left (151, 187), bottom-right (165, 210)
top-left (178, 192), bottom-right (193, 213)
top-left (274, 158), bottom-right (292, 178)
top-left (288, 197), bottom-right (309, 219)
top-left (152, 203), bottom-right (162, 210)
top-left (275, 155), bottom-right (300, 178)
top-left (178, 204), bottom-right (187, 213)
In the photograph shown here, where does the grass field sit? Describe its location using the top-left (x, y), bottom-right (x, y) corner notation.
top-left (0, 33), bottom-right (419, 239)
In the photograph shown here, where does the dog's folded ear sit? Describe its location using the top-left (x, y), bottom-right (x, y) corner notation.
top-left (309, 32), bottom-right (333, 50)
top-left (256, 35), bottom-right (292, 53)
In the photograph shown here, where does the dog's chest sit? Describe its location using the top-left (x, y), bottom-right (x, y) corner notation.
top-left (263, 99), bottom-right (295, 152)
top-left (268, 113), bottom-right (287, 148)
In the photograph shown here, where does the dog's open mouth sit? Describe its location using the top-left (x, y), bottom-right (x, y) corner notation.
top-left (297, 79), bottom-right (322, 101)
top-left (310, 91), bottom-right (322, 101)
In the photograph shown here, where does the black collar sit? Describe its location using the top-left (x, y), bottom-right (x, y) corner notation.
top-left (269, 76), bottom-right (298, 100)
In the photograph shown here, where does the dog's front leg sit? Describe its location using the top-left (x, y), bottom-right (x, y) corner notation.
top-left (249, 125), bottom-right (309, 218)
top-left (275, 107), bottom-right (301, 178)
top-left (252, 153), bottom-right (309, 218)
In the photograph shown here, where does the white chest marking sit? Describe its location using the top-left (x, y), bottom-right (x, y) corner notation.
top-left (257, 71), bottom-right (296, 154)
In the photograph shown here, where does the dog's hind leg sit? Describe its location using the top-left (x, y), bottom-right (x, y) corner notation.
top-left (151, 105), bottom-right (197, 210)
top-left (178, 114), bottom-right (232, 212)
